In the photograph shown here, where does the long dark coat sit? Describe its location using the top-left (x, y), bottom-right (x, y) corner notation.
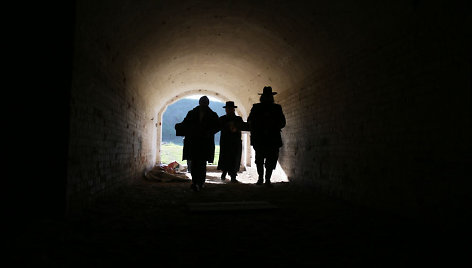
top-left (180, 106), bottom-right (219, 163)
top-left (247, 102), bottom-right (286, 151)
top-left (217, 114), bottom-right (245, 172)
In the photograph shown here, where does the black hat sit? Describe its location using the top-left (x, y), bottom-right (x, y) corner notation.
top-left (223, 101), bottom-right (237, 108)
top-left (258, 86), bottom-right (277, 95)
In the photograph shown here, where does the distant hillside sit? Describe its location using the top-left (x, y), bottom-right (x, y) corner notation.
top-left (162, 98), bottom-right (225, 145)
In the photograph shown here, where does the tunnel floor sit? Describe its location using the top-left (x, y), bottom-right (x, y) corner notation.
top-left (14, 177), bottom-right (465, 267)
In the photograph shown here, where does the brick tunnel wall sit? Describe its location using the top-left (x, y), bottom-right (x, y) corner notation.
top-left (66, 12), bottom-right (157, 214)
top-left (67, 83), bottom-right (155, 213)
top-left (277, 4), bottom-right (471, 212)
top-left (63, 0), bottom-right (471, 216)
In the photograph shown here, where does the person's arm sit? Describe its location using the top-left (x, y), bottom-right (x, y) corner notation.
top-left (278, 105), bottom-right (286, 129)
top-left (247, 105), bottom-right (256, 131)
top-left (218, 116), bottom-right (225, 132)
top-left (210, 112), bottom-right (221, 135)
top-left (175, 111), bottom-right (192, 136)
top-left (183, 110), bottom-right (193, 124)
top-left (235, 116), bottom-right (249, 132)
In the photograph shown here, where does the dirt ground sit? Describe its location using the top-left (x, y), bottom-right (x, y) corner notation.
top-left (12, 169), bottom-right (467, 267)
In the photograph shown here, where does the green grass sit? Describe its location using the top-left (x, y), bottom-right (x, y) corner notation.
top-left (161, 142), bottom-right (220, 165)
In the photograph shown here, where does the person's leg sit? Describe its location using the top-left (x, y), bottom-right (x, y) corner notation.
top-left (221, 170), bottom-right (227, 181)
top-left (265, 168), bottom-right (273, 183)
top-left (190, 159), bottom-right (199, 191)
top-left (255, 149), bottom-right (265, 185)
top-left (196, 159), bottom-right (207, 188)
top-left (264, 148), bottom-right (279, 186)
top-left (190, 158), bottom-right (205, 191)
top-left (232, 142), bottom-right (242, 183)
top-left (229, 170), bottom-right (238, 183)
top-left (200, 160), bottom-right (207, 188)
top-left (187, 160), bottom-right (192, 173)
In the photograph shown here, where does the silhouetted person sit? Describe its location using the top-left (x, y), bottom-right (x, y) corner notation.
top-left (217, 101), bottom-right (245, 183)
top-left (247, 86), bottom-right (286, 186)
top-left (176, 96), bottom-right (219, 191)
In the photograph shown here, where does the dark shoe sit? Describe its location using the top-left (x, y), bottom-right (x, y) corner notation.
top-left (265, 178), bottom-right (272, 187)
top-left (231, 178), bottom-right (240, 183)
top-left (256, 178), bottom-right (263, 185)
top-left (190, 184), bottom-right (198, 192)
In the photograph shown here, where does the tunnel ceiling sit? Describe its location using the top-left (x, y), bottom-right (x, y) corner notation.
top-left (69, 0), bottom-right (472, 212)
top-left (76, 0), bottom-right (411, 114)
top-left (77, 0), bottom-right (377, 112)
top-left (127, 0), bottom-right (318, 111)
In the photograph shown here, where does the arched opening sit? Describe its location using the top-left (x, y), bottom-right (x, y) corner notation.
top-left (155, 89), bottom-right (288, 184)
top-left (156, 89), bottom-right (250, 168)
top-left (160, 94), bottom-right (226, 166)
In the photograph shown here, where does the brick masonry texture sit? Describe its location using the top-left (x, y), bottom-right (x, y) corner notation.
top-left (67, 84), bottom-right (155, 212)
top-left (66, 0), bottom-right (471, 216)
top-left (277, 9), bottom-right (471, 211)
top-left (67, 33), bottom-right (157, 213)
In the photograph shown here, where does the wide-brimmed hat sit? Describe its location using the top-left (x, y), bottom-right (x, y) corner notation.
top-left (223, 101), bottom-right (237, 108)
top-left (258, 86), bottom-right (277, 95)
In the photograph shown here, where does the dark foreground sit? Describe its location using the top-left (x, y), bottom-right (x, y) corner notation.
top-left (12, 178), bottom-right (468, 267)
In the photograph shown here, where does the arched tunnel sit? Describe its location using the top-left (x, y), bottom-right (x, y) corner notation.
top-left (66, 0), bottom-right (470, 212)
top-left (10, 0), bottom-right (471, 266)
